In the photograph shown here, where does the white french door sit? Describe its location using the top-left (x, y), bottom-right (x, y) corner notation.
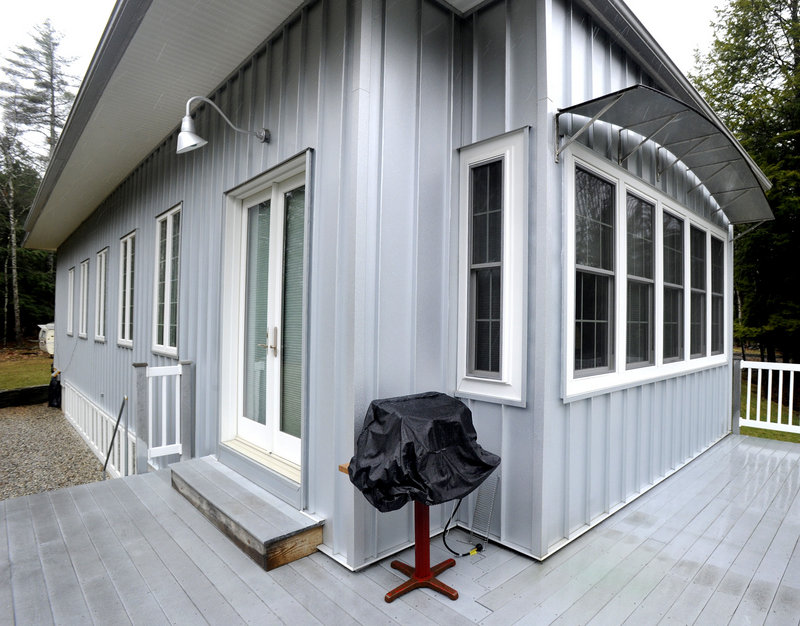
top-left (237, 173), bottom-right (305, 466)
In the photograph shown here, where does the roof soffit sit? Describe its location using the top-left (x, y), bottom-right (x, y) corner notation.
top-left (25, 0), bottom-right (303, 250)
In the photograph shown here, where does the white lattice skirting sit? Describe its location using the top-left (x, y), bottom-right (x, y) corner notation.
top-left (62, 382), bottom-right (136, 478)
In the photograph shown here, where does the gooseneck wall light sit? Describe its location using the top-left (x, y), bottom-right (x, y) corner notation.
top-left (176, 96), bottom-right (270, 154)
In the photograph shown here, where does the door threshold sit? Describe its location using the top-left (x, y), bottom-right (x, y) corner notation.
top-left (221, 437), bottom-right (301, 484)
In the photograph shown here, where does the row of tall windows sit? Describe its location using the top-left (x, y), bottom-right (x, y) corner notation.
top-left (64, 205), bottom-right (181, 356)
top-left (571, 157), bottom-right (726, 392)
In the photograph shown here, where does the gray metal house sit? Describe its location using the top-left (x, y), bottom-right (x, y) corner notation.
top-left (25, 0), bottom-right (772, 570)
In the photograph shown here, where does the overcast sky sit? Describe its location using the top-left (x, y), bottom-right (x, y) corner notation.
top-left (0, 0), bottom-right (720, 92)
top-left (624, 0), bottom-right (720, 74)
top-left (0, 0), bottom-right (116, 84)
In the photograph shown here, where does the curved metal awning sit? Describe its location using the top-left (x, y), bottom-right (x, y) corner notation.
top-left (556, 85), bottom-right (773, 225)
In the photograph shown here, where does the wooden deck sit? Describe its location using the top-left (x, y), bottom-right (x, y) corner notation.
top-left (2, 434), bottom-right (799, 625)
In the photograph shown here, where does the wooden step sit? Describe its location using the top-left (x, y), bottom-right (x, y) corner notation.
top-left (170, 456), bottom-right (323, 571)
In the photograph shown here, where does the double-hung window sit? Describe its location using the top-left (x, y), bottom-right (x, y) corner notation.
top-left (79, 260), bottom-right (89, 338)
top-left (456, 128), bottom-right (528, 405)
top-left (711, 236), bottom-right (725, 354)
top-left (153, 204), bottom-right (181, 356)
top-left (626, 194), bottom-right (655, 367)
top-left (95, 248), bottom-right (108, 341)
top-left (690, 226), bottom-right (707, 359)
top-left (574, 167), bottom-right (615, 374)
top-left (663, 212), bottom-right (684, 362)
top-left (118, 231), bottom-right (135, 347)
top-left (565, 145), bottom-right (727, 399)
top-left (469, 160), bottom-right (503, 375)
top-left (67, 267), bottom-right (75, 336)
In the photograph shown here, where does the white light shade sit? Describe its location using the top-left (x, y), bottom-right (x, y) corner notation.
top-left (176, 115), bottom-right (208, 153)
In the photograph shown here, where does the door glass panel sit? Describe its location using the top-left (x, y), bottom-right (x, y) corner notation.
top-left (243, 200), bottom-right (271, 425)
top-left (280, 186), bottom-right (304, 438)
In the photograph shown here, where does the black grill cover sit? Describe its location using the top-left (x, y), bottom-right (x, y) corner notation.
top-left (348, 392), bottom-right (500, 512)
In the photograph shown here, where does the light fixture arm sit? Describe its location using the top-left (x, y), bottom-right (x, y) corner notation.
top-left (184, 96), bottom-right (270, 143)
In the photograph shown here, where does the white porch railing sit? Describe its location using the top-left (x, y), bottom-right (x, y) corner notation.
top-left (133, 361), bottom-right (193, 471)
top-left (147, 364), bottom-right (183, 460)
top-left (740, 360), bottom-right (800, 435)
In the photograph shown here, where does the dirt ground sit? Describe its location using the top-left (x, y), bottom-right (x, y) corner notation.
top-left (0, 344), bottom-right (48, 361)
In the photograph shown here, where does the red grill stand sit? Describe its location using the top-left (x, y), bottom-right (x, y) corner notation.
top-left (384, 501), bottom-right (459, 603)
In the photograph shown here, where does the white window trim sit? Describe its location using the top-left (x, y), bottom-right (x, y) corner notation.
top-left (78, 259), bottom-right (89, 338)
top-left (118, 231), bottom-right (135, 348)
top-left (456, 127), bottom-right (528, 406)
top-left (563, 144), bottom-right (728, 402)
top-left (66, 267), bottom-right (75, 336)
top-left (152, 203), bottom-right (182, 358)
top-left (95, 248), bottom-right (108, 342)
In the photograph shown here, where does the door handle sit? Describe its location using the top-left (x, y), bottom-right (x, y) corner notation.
top-left (258, 327), bottom-right (278, 356)
top-left (267, 326), bottom-right (278, 357)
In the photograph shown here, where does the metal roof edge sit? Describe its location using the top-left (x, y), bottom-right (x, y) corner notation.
top-left (23, 0), bottom-right (153, 245)
top-left (556, 85), bottom-right (773, 224)
top-left (573, 0), bottom-right (771, 194)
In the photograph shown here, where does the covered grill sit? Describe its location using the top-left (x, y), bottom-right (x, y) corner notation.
top-left (348, 391), bottom-right (500, 602)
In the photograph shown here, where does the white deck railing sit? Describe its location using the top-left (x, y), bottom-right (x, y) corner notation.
top-left (132, 361), bottom-right (193, 471)
top-left (740, 360), bottom-right (800, 435)
top-left (146, 364), bottom-right (183, 461)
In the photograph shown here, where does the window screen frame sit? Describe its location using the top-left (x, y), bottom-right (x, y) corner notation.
top-left (456, 128), bottom-right (529, 406)
top-left (95, 248), bottom-right (108, 342)
top-left (66, 267), bottom-right (75, 336)
top-left (625, 191), bottom-right (655, 369)
top-left (152, 203), bottom-right (182, 358)
top-left (467, 157), bottom-right (504, 378)
top-left (118, 231), bottom-right (136, 348)
top-left (662, 211), bottom-right (685, 363)
top-left (78, 259), bottom-right (89, 339)
top-left (573, 165), bottom-right (617, 377)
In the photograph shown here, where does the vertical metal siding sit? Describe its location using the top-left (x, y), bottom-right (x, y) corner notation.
top-left (461, 0), bottom-right (733, 559)
top-left (350, 0), bottom-right (459, 565)
top-left (53, 0), bottom-right (359, 553)
top-left (53, 0), bottom-right (736, 567)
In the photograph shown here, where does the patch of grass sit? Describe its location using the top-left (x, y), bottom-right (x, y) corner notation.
top-left (0, 354), bottom-right (53, 390)
top-left (740, 426), bottom-right (800, 445)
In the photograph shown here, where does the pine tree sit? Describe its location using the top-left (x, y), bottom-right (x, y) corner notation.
top-left (693, 0), bottom-right (800, 361)
top-left (0, 88), bottom-right (40, 345)
top-left (0, 19), bottom-right (76, 166)
top-left (0, 19), bottom-right (73, 344)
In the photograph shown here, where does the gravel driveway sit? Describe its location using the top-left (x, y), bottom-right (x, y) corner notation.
top-left (0, 403), bottom-right (104, 500)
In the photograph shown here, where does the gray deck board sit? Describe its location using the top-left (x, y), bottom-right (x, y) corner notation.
top-left (363, 562), bottom-right (475, 625)
top-left (4, 434), bottom-right (800, 625)
top-left (180, 456), bottom-right (313, 530)
top-left (103, 477), bottom-right (246, 624)
top-left (83, 481), bottom-right (207, 623)
top-left (171, 457), bottom-right (318, 540)
top-left (27, 492), bottom-right (92, 624)
top-left (0, 501), bottom-right (14, 623)
top-left (289, 556), bottom-right (396, 624)
top-left (5, 496), bottom-right (54, 625)
top-left (269, 561), bottom-right (360, 624)
top-left (47, 488), bottom-right (132, 625)
top-left (307, 551), bottom-right (438, 625)
top-left (136, 469), bottom-right (321, 623)
top-left (68, 483), bottom-right (169, 624)
top-left (118, 474), bottom-right (280, 624)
